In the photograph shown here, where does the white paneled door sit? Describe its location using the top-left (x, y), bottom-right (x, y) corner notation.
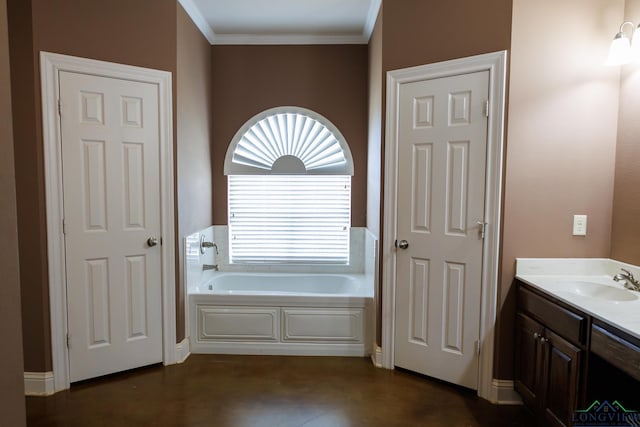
top-left (394, 71), bottom-right (489, 389)
top-left (59, 71), bottom-right (163, 382)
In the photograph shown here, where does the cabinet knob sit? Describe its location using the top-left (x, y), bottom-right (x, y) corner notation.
top-left (540, 337), bottom-right (548, 344)
top-left (533, 332), bottom-right (540, 339)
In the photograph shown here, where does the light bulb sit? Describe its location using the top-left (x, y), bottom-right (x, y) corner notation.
top-left (607, 32), bottom-right (633, 66)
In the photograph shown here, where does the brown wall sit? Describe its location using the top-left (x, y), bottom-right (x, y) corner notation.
top-left (8, 0), bottom-right (178, 372)
top-left (211, 45), bottom-right (369, 226)
top-left (611, 0), bottom-right (640, 266)
top-left (8, 0), bottom-right (52, 372)
top-left (498, 0), bottom-right (622, 378)
top-left (176, 4), bottom-right (213, 341)
top-left (0, 0), bottom-right (26, 424)
top-left (382, 0), bottom-right (513, 73)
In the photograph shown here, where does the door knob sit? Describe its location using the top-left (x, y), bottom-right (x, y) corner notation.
top-left (147, 237), bottom-right (159, 247)
top-left (396, 240), bottom-right (409, 250)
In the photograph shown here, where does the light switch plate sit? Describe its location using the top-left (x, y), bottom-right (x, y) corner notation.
top-left (573, 214), bottom-right (587, 236)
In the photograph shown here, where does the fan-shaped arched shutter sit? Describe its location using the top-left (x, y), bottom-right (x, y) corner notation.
top-left (225, 107), bottom-right (352, 264)
top-left (224, 107), bottom-right (354, 175)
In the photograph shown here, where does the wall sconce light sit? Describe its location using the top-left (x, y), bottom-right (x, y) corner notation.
top-left (607, 21), bottom-right (640, 66)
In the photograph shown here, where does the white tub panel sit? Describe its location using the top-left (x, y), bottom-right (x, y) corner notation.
top-left (197, 306), bottom-right (279, 342)
top-left (282, 308), bottom-right (363, 343)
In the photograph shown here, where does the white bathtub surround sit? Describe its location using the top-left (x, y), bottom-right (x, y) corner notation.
top-left (364, 230), bottom-right (379, 356)
top-left (190, 272), bottom-right (373, 356)
top-left (516, 258), bottom-right (640, 340)
top-left (186, 226), bottom-right (377, 357)
top-left (209, 225), bottom-right (369, 274)
top-left (185, 226), bottom-right (377, 284)
top-left (184, 226), bottom-right (217, 294)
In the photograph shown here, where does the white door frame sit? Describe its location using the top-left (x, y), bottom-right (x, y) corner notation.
top-left (381, 51), bottom-right (507, 402)
top-left (41, 52), bottom-right (177, 392)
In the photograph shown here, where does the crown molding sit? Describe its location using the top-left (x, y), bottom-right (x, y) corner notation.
top-left (178, 0), bottom-right (216, 44)
top-left (211, 33), bottom-right (367, 45)
top-left (362, 0), bottom-right (381, 42)
top-left (179, 0), bottom-right (377, 45)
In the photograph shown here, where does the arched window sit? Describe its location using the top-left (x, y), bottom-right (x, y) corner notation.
top-left (224, 107), bottom-right (354, 264)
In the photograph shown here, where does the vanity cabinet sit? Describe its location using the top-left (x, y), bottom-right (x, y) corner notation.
top-left (590, 321), bottom-right (640, 382)
top-left (515, 283), bottom-right (587, 427)
top-left (587, 320), bottom-right (640, 410)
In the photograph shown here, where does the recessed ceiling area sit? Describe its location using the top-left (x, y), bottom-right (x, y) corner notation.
top-left (179, 0), bottom-right (381, 45)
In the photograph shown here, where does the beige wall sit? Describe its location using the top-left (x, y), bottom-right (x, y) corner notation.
top-left (176, 4), bottom-right (213, 342)
top-left (611, 0), bottom-right (640, 265)
top-left (8, 0), bottom-right (178, 372)
top-left (498, 0), bottom-right (622, 378)
top-left (0, 0), bottom-right (26, 424)
top-left (211, 45), bottom-right (369, 226)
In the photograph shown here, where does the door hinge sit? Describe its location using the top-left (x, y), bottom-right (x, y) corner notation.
top-left (66, 333), bottom-right (71, 349)
top-left (57, 99), bottom-right (61, 116)
top-left (483, 100), bottom-right (489, 118)
top-left (62, 219), bottom-right (67, 235)
top-left (475, 340), bottom-right (480, 355)
top-left (477, 221), bottom-right (488, 240)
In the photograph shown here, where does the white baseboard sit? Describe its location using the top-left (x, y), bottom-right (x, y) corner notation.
top-left (363, 352), bottom-right (522, 405)
top-left (176, 337), bottom-right (191, 364)
top-left (488, 379), bottom-right (523, 405)
top-left (25, 341), bottom-right (192, 396)
top-left (24, 372), bottom-right (55, 396)
top-left (371, 345), bottom-right (383, 368)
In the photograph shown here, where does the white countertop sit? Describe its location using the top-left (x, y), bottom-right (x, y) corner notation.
top-left (516, 258), bottom-right (640, 340)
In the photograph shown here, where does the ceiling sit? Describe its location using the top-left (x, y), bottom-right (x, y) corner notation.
top-left (178, 0), bottom-right (381, 45)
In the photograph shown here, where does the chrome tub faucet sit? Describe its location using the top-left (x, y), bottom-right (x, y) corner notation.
top-left (200, 237), bottom-right (219, 255)
top-left (613, 268), bottom-right (640, 292)
top-left (203, 264), bottom-right (219, 271)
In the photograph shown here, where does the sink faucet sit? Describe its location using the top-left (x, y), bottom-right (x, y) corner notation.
top-left (203, 264), bottom-right (218, 271)
top-left (613, 268), bottom-right (640, 292)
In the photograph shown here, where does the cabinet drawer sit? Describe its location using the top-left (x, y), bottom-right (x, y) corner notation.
top-left (518, 286), bottom-right (586, 345)
top-left (591, 324), bottom-right (640, 382)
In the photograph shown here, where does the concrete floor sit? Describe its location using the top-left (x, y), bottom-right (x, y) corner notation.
top-left (26, 355), bottom-right (535, 426)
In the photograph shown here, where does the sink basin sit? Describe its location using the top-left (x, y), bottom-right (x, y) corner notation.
top-left (560, 281), bottom-right (638, 302)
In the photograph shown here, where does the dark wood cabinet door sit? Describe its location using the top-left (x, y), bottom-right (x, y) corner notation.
top-left (514, 313), bottom-right (545, 409)
top-left (542, 329), bottom-right (582, 427)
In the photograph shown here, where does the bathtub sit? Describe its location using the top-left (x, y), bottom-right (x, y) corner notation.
top-left (189, 272), bottom-right (374, 356)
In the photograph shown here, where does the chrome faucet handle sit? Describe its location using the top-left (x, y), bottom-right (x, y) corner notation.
top-left (199, 235), bottom-right (219, 255)
top-left (617, 268), bottom-right (640, 291)
top-left (621, 268), bottom-right (634, 279)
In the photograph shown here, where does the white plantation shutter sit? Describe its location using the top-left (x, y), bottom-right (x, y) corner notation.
top-left (228, 175), bottom-right (351, 264)
top-left (225, 107), bottom-right (354, 264)
top-left (224, 108), bottom-right (354, 175)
